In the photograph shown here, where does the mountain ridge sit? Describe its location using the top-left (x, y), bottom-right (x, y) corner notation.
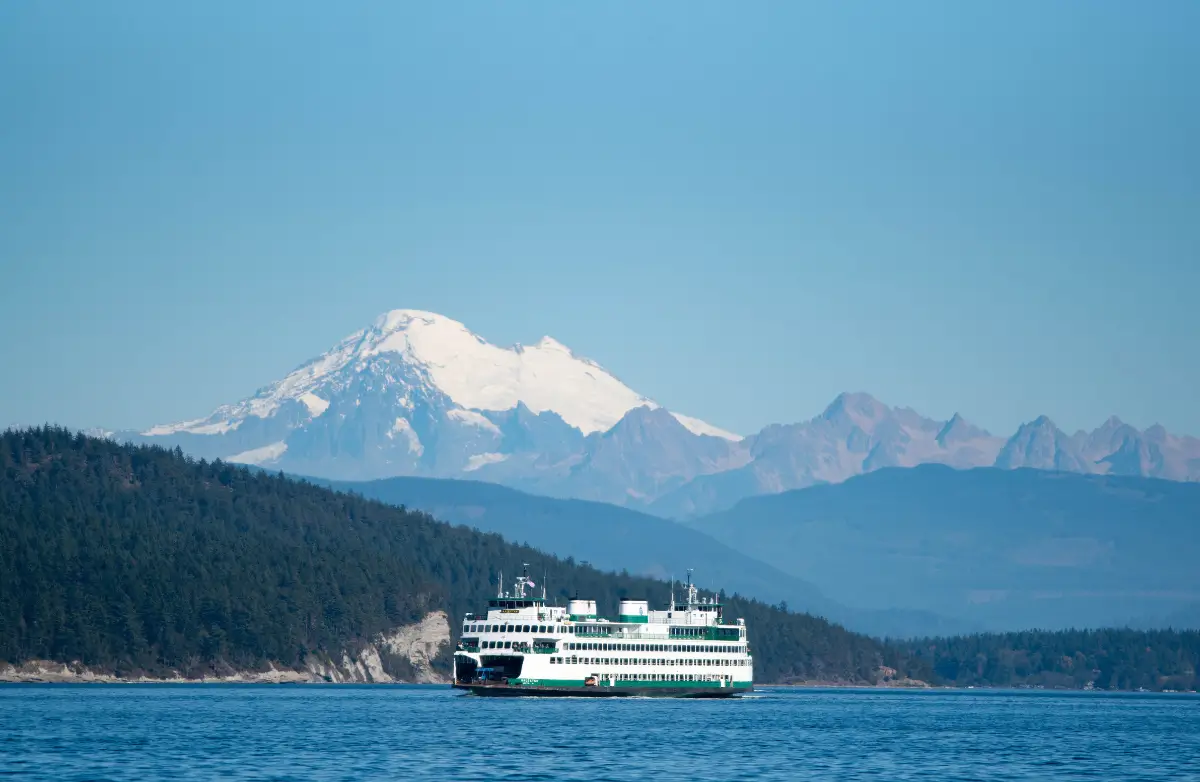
top-left (112, 310), bottom-right (1199, 514)
top-left (686, 465), bottom-right (1200, 632)
top-left (309, 471), bottom-right (973, 638)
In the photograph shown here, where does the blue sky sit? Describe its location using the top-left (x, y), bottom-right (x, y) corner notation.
top-left (1, 1), bottom-right (1197, 437)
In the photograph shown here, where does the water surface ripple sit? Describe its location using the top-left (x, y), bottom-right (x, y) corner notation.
top-left (2, 685), bottom-right (1198, 781)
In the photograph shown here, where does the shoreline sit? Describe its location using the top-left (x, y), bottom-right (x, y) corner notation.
top-left (7, 675), bottom-right (1193, 694)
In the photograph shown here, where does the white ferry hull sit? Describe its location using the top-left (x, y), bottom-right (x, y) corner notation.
top-left (453, 681), bottom-right (751, 698)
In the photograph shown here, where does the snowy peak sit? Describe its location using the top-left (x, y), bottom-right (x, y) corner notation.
top-left (935, 413), bottom-right (990, 447)
top-left (821, 391), bottom-right (889, 428)
top-left (532, 335), bottom-right (571, 352)
top-left (352, 310), bottom-right (646, 434)
top-left (996, 416), bottom-right (1090, 472)
top-left (139, 307), bottom-right (735, 447)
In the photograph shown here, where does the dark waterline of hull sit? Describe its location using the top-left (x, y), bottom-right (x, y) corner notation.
top-left (453, 683), bottom-right (750, 698)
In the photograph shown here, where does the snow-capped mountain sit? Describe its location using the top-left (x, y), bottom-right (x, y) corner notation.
top-left (126, 309), bottom-right (739, 486)
top-left (648, 393), bottom-right (1200, 517)
top-left (121, 311), bottom-right (1199, 516)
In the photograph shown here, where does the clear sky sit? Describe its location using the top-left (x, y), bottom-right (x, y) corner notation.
top-left (2, 1), bottom-right (1197, 438)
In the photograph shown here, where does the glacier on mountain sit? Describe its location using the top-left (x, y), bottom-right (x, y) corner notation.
top-left (124, 309), bottom-right (739, 489)
top-left (120, 311), bottom-right (1199, 515)
top-left (140, 309), bottom-right (736, 442)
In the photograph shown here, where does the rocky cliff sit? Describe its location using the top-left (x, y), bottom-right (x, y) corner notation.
top-left (0, 612), bottom-right (451, 684)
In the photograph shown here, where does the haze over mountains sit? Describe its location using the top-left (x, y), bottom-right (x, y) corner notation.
top-left (115, 309), bottom-right (1199, 516)
top-left (317, 474), bottom-right (975, 639)
top-left (688, 466), bottom-right (1200, 633)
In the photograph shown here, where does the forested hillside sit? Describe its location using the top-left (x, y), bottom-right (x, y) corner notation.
top-left (886, 629), bottom-right (1200, 691)
top-left (5, 428), bottom-right (1198, 690)
top-left (0, 428), bottom-right (882, 683)
top-left (690, 465), bottom-right (1200, 632)
top-left (320, 474), bottom-right (972, 639)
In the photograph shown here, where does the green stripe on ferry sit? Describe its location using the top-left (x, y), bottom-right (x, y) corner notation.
top-left (509, 678), bottom-right (752, 689)
top-left (617, 615), bottom-right (649, 623)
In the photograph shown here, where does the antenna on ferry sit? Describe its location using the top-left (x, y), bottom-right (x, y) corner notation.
top-left (498, 571), bottom-right (503, 599)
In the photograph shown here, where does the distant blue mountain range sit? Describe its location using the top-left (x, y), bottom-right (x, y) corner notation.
top-left (308, 465), bottom-right (1199, 637)
top-left (687, 465), bottom-right (1200, 633)
top-left (96, 309), bottom-right (1199, 634)
top-left (313, 474), bottom-right (975, 639)
top-left (109, 311), bottom-right (1199, 518)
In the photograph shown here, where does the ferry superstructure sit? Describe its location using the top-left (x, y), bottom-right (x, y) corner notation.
top-left (452, 568), bottom-right (753, 697)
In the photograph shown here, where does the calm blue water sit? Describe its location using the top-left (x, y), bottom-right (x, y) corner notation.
top-left (2, 685), bottom-right (1198, 781)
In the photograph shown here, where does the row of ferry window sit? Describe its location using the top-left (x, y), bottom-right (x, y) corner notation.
top-left (567, 642), bottom-right (745, 654)
top-left (583, 674), bottom-right (735, 682)
top-left (464, 623), bottom-right (559, 635)
top-left (462, 622), bottom-right (741, 642)
top-left (550, 657), bottom-right (750, 667)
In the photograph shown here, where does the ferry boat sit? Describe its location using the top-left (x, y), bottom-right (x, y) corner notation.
top-left (452, 567), bottom-right (753, 697)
